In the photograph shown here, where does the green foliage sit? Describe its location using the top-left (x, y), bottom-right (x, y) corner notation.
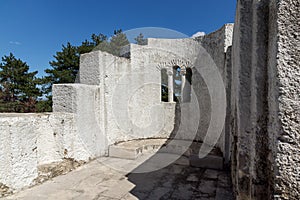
top-left (94, 30), bottom-right (129, 56)
top-left (110, 31), bottom-right (130, 55)
top-left (46, 42), bottom-right (79, 84)
top-left (36, 98), bottom-right (52, 112)
top-left (0, 53), bottom-right (41, 112)
top-left (114, 29), bottom-right (123, 35)
top-left (134, 33), bottom-right (147, 45)
top-left (77, 33), bottom-right (107, 55)
top-left (38, 42), bottom-right (79, 111)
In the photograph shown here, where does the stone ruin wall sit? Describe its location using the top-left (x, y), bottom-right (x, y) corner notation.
top-left (75, 48), bottom-right (175, 145)
top-left (0, 0), bottom-right (299, 198)
top-left (230, 0), bottom-right (300, 199)
top-left (0, 26), bottom-right (233, 193)
top-left (272, 0), bottom-right (300, 198)
top-left (136, 34), bottom-right (233, 155)
top-left (70, 33), bottom-right (233, 153)
top-left (0, 113), bottom-right (77, 191)
top-left (197, 24), bottom-right (234, 163)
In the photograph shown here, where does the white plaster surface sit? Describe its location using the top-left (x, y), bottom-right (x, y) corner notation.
top-left (54, 29), bottom-right (232, 156)
top-left (0, 112), bottom-right (95, 191)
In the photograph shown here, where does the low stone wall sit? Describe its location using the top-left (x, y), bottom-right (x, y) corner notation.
top-left (0, 101), bottom-right (175, 195)
top-left (53, 83), bottom-right (176, 146)
top-left (0, 114), bottom-right (65, 189)
top-left (0, 113), bottom-right (95, 194)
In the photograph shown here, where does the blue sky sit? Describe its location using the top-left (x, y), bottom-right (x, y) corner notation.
top-left (0, 0), bottom-right (236, 77)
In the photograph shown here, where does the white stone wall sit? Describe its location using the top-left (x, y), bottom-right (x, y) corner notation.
top-left (54, 32), bottom-right (232, 156)
top-left (269, 0), bottom-right (300, 198)
top-left (53, 84), bottom-right (106, 159)
top-left (77, 51), bottom-right (171, 145)
top-left (0, 113), bottom-right (81, 191)
top-left (199, 24), bottom-right (234, 157)
top-left (133, 37), bottom-right (230, 154)
top-left (231, 0), bottom-right (300, 199)
top-left (231, 0), bottom-right (273, 198)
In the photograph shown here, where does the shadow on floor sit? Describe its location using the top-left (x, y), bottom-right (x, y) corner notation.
top-left (124, 101), bottom-right (233, 200)
top-left (126, 153), bottom-right (233, 200)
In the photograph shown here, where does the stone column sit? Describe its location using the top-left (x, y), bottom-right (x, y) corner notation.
top-left (167, 69), bottom-right (174, 102)
top-left (180, 67), bottom-right (186, 102)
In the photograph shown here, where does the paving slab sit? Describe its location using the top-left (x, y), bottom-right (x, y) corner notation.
top-left (2, 154), bottom-right (233, 200)
top-left (190, 154), bottom-right (224, 170)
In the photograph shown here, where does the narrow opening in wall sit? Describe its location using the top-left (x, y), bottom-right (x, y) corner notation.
top-left (161, 66), bottom-right (193, 103)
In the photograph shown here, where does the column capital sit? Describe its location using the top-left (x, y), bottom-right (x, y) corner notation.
top-left (180, 68), bottom-right (187, 76)
top-left (167, 69), bottom-right (173, 76)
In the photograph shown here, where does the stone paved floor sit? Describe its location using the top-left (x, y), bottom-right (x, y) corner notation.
top-left (3, 154), bottom-right (234, 200)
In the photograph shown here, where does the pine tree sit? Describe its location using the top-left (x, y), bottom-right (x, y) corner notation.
top-left (110, 31), bottom-right (130, 56)
top-left (94, 30), bottom-right (129, 56)
top-left (45, 43), bottom-right (79, 84)
top-left (134, 33), bottom-right (147, 45)
top-left (77, 33), bottom-right (107, 55)
top-left (0, 53), bottom-right (41, 112)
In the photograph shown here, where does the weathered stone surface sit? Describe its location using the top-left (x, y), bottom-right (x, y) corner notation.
top-left (0, 113), bottom-right (91, 194)
top-left (0, 114), bottom-right (61, 192)
top-left (270, 0), bottom-right (300, 199)
top-left (194, 24), bottom-right (234, 156)
top-left (231, 0), bottom-right (273, 198)
top-left (174, 156), bottom-right (190, 166)
top-left (1, 3), bottom-right (299, 197)
top-left (231, 0), bottom-right (300, 199)
top-left (67, 32), bottom-right (231, 154)
top-left (108, 139), bottom-right (225, 173)
top-left (186, 174), bottom-right (199, 182)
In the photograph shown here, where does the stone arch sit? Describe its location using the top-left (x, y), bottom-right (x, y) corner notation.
top-left (157, 59), bottom-right (193, 72)
top-left (158, 59), bottom-right (193, 103)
